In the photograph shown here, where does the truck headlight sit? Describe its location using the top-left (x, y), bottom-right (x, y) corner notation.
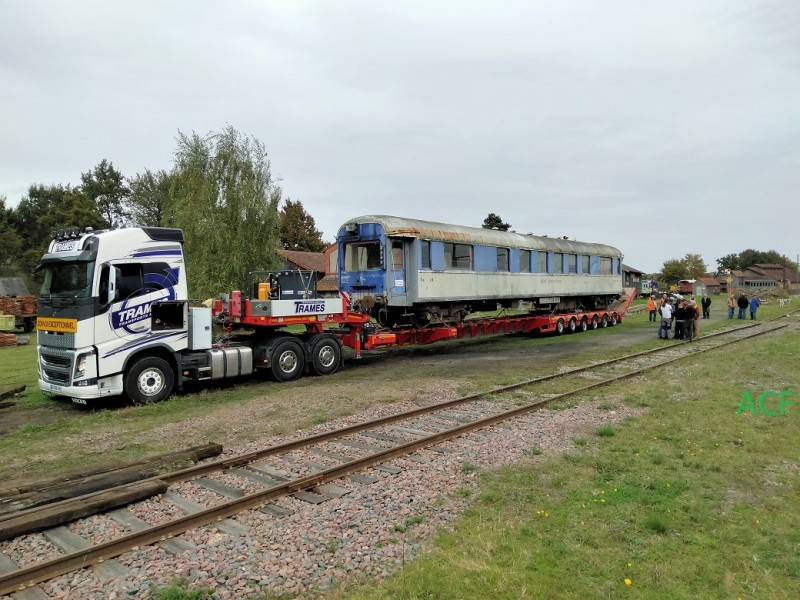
top-left (74, 351), bottom-right (95, 379)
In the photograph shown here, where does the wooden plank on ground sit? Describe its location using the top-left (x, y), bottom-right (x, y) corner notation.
top-left (0, 552), bottom-right (50, 599)
top-left (0, 480), bottom-right (168, 542)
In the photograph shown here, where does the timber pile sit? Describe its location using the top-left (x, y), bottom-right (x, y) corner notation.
top-left (0, 442), bottom-right (223, 540)
top-left (0, 334), bottom-right (16, 347)
top-left (0, 385), bottom-right (25, 401)
top-left (0, 295), bottom-right (36, 315)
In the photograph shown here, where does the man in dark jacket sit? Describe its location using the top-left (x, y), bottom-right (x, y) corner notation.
top-left (737, 293), bottom-right (748, 319)
top-left (701, 294), bottom-right (711, 319)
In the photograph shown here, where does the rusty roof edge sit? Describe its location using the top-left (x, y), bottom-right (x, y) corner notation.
top-left (341, 215), bottom-right (623, 257)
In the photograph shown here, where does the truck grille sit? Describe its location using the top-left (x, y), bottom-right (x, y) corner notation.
top-left (40, 349), bottom-right (73, 385)
top-left (38, 331), bottom-right (75, 349)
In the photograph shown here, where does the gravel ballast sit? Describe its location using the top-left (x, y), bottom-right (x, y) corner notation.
top-left (1, 394), bottom-right (644, 600)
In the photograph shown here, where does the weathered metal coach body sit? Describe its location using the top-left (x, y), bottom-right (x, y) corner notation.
top-left (338, 215), bottom-right (624, 327)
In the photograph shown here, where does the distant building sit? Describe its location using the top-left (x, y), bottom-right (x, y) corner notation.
top-left (622, 264), bottom-right (645, 293)
top-left (693, 277), bottom-right (722, 296)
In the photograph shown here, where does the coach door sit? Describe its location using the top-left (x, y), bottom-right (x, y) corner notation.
top-left (388, 238), bottom-right (408, 305)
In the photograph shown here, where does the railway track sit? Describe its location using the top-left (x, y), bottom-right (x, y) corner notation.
top-left (1, 315), bottom-right (796, 598)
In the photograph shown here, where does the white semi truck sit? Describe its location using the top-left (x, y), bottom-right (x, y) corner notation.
top-left (36, 226), bottom-right (356, 405)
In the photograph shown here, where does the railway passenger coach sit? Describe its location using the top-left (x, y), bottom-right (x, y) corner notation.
top-left (337, 215), bottom-right (624, 328)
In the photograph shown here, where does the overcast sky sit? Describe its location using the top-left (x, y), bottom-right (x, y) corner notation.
top-left (1, 1), bottom-right (798, 273)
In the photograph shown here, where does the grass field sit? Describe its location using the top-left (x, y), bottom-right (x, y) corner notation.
top-left (327, 309), bottom-right (799, 599)
top-left (0, 298), bottom-right (797, 599)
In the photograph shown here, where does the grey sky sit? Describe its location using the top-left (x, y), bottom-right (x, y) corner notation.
top-left (1, 1), bottom-right (798, 273)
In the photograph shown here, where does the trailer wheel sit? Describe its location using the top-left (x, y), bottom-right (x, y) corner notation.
top-left (125, 357), bottom-right (174, 405)
top-left (555, 319), bottom-right (565, 335)
top-left (600, 314), bottom-right (609, 328)
top-left (579, 318), bottom-right (588, 333)
top-left (610, 313), bottom-right (618, 326)
top-left (271, 339), bottom-right (305, 381)
top-left (310, 335), bottom-right (342, 376)
top-left (568, 318), bottom-right (577, 334)
top-left (590, 316), bottom-right (598, 330)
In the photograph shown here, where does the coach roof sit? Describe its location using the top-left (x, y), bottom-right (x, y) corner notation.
top-left (341, 215), bottom-right (623, 258)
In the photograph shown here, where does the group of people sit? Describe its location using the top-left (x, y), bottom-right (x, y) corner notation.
top-left (726, 292), bottom-right (760, 320)
top-left (646, 290), bottom-right (763, 340)
top-left (649, 294), bottom-right (701, 341)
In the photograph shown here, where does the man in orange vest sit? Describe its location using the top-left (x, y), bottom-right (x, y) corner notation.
top-left (646, 295), bottom-right (658, 322)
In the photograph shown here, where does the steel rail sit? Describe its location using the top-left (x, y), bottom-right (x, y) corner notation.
top-left (0, 319), bottom-right (791, 596)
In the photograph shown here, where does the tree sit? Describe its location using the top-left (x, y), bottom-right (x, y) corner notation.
top-left (11, 184), bottom-right (104, 276)
top-left (715, 249), bottom-right (789, 272)
top-left (279, 199), bottom-right (326, 252)
top-left (80, 159), bottom-right (130, 228)
top-left (715, 253), bottom-right (739, 273)
top-left (682, 253), bottom-right (707, 279)
top-left (482, 213), bottom-right (510, 231)
top-left (0, 195), bottom-right (23, 276)
top-left (658, 253), bottom-right (708, 285)
top-left (170, 126), bottom-right (282, 298)
top-left (127, 169), bottom-right (175, 227)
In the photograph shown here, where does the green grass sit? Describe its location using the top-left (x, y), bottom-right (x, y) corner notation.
top-left (326, 318), bottom-right (800, 600)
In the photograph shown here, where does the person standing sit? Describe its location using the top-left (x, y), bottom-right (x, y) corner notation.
top-left (647, 295), bottom-right (658, 322)
top-left (673, 301), bottom-right (686, 340)
top-left (737, 293), bottom-right (748, 319)
top-left (750, 294), bottom-right (760, 320)
top-left (701, 294), bottom-right (711, 319)
top-left (727, 292), bottom-right (736, 319)
top-left (690, 298), bottom-right (700, 339)
top-left (659, 299), bottom-right (673, 339)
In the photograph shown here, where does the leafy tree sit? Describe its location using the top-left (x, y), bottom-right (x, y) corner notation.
top-left (715, 253), bottom-right (739, 273)
top-left (0, 195), bottom-right (23, 276)
top-left (128, 169), bottom-right (175, 227)
top-left (279, 198), bottom-right (326, 252)
top-left (682, 253), bottom-right (707, 279)
top-left (658, 253), bottom-right (707, 285)
top-left (170, 126), bottom-right (282, 298)
top-left (715, 249), bottom-right (789, 272)
top-left (12, 184), bottom-right (104, 276)
top-left (659, 259), bottom-right (687, 285)
top-left (482, 213), bottom-right (510, 231)
top-left (80, 159), bottom-right (130, 228)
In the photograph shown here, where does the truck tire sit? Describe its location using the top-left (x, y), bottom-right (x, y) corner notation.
top-left (125, 357), bottom-right (174, 405)
top-left (309, 334), bottom-right (343, 376)
top-left (270, 338), bottom-right (305, 381)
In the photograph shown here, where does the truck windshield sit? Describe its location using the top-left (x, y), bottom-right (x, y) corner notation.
top-left (40, 261), bottom-right (95, 299)
top-left (344, 241), bottom-right (382, 271)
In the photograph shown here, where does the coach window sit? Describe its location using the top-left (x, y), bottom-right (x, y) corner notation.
top-left (444, 243), bottom-right (472, 270)
top-left (391, 240), bottom-right (403, 269)
top-left (581, 255), bottom-right (590, 274)
top-left (420, 240), bottom-right (431, 269)
top-left (600, 257), bottom-right (612, 275)
top-left (553, 252), bottom-right (563, 274)
top-left (537, 251), bottom-right (547, 273)
top-left (567, 254), bottom-right (578, 274)
top-left (519, 249), bottom-right (531, 273)
top-left (496, 248), bottom-right (509, 271)
top-left (344, 241), bottom-right (382, 271)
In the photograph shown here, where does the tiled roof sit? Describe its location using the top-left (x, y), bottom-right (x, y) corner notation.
top-left (277, 249), bottom-right (326, 273)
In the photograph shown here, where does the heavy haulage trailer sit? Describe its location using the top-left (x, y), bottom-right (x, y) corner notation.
top-left (35, 225), bottom-right (632, 406)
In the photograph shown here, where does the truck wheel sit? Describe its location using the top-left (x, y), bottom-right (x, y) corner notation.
top-left (271, 339), bottom-right (305, 381)
top-left (590, 316), bottom-right (598, 330)
top-left (310, 335), bottom-right (342, 376)
top-left (610, 313), bottom-right (618, 326)
top-left (600, 314), bottom-right (609, 328)
top-left (555, 319), bottom-right (565, 335)
top-left (579, 318), bottom-right (588, 332)
top-left (568, 318), bottom-right (577, 333)
top-left (125, 357), bottom-right (174, 405)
